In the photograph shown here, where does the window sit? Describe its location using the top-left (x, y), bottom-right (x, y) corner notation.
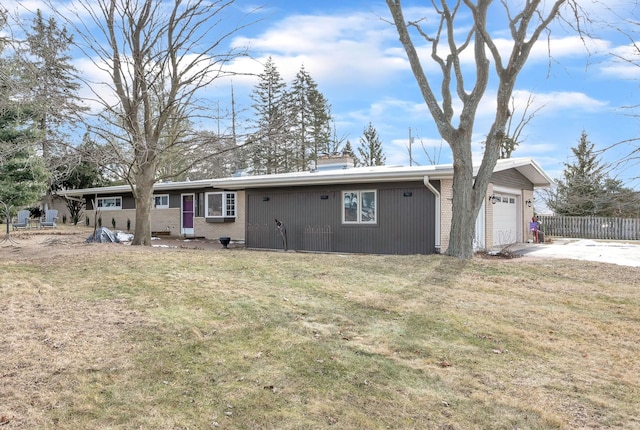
top-left (342, 190), bottom-right (376, 224)
top-left (96, 196), bottom-right (122, 210)
top-left (205, 192), bottom-right (236, 218)
top-left (153, 194), bottom-right (169, 209)
top-left (195, 193), bottom-right (205, 217)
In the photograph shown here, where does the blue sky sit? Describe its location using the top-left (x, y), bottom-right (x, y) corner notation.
top-left (4, 0), bottom-right (640, 187)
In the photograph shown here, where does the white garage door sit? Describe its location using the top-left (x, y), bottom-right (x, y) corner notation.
top-left (493, 194), bottom-right (518, 246)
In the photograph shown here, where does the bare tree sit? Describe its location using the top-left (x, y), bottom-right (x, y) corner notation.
top-left (56, 0), bottom-right (254, 245)
top-left (386, 0), bottom-right (581, 258)
top-left (500, 94), bottom-right (544, 159)
top-left (602, 9), bottom-right (640, 184)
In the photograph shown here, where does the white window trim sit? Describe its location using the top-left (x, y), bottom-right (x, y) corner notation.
top-left (153, 194), bottom-right (170, 209)
top-left (96, 196), bottom-right (122, 210)
top-left (205, 191), bottom-right (237, 218)
top-left (342, 190), bottom-right (377, 224)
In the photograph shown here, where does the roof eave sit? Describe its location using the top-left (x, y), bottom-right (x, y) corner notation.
top-left (213, 168), bottom-right (454, 190)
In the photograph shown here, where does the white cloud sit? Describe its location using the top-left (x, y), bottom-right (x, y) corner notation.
top-left (473, 89), bottom-right (607, 121)
top-left (2, 0), bottom-right (52, 17)
top-left (229, 10), bottom-right (407, 88)
top-left (529, 91), bottom-right (609, 113)
top-left (600, 42), bottom-right (640, 79)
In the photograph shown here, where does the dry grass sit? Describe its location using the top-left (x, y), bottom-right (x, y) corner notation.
top-left (1, 227), bottom-right (639, 429)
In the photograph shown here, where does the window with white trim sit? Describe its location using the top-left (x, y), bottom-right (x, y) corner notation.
top-left (97, 196), bottom-right (122, 210)
top-left (153, 194), bottom-right (170, 209)
top-left (205, 192), bottom-right (236, 218)
top-left (342, 190), bottom-right (376, 224)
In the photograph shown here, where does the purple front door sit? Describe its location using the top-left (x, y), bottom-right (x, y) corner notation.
top-left (182, 194), bottom-right (194, 235)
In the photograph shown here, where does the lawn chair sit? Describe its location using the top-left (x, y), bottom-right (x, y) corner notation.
top-left (12, 210), bottom-right (31, 230)
top-left (39, 209), bottom-right (58, 228)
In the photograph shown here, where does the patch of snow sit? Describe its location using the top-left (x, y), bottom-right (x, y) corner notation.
top-left (116, 231), bottom-right (134, 242)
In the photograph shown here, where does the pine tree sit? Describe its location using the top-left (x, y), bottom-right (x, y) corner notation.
top-left (308, 87), bottom-right (332, 163)
top-left (288, 65), bottom-right (332, 171)
top-left (250, 56), bottom-right (289, 174)
top-left (601, 177), bottom-right (640, 218)
top-left (357, 122), bottom-right (386, 167)
top-left (342, 140), bottom-right (358, 165)
top-left (1, 13), bottom-right (48, 218)
top-left (548, 131), bottom-right (606, 216)
top-left (287, 66), bottom-right (313, 171)
top-left (0, 109), bottom-right (49, 240)
top-left (25, 11), bottom-right (87, 167)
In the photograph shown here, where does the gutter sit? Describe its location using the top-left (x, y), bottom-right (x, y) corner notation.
top-left (423, 176), bottom-right (441, 252)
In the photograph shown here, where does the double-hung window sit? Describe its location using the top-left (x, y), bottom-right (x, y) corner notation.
top-left (206, 192), bottom-right (236, 218)
top-left (96, 196), bottom-right (122, 210)
top-left (342, 190), bottom-right (376, 224)
top-left (153, 194), bottom-right (170, 209)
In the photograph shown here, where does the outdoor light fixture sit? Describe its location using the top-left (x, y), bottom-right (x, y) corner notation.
top-left (526, 199), bottom-right (532, 207)
top-left (489, 194), bottom-right (497, 204)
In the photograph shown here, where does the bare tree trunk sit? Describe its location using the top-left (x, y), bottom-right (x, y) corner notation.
top-left (448, 155), bottom-right (476, 259)
top-left (131, 161), bottom-right (156, 246)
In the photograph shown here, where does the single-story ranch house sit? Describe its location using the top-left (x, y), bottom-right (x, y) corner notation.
top-left (53, 156), bottom-right (552, 254)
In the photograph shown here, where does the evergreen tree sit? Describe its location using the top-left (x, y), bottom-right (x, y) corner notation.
top-left (547, 131), bottom-right (606, 216)
top-left (288, 66), bottom-right (314, 172)
top-left (0, 110), bottom-right (49, 239)
top-left (24, 11), bottom-right (87, 174)
top-left (308, 86), bottom-right (332, 163)
top-left (288, 65), bottom-right (332, 171)
top-left (342, 140), bottom-right (361, 167)
top-left (0, 146), bottom-right (48, 207)
top-left (601, 177), bottom-right (640, 218)
top-left (357, 122), bottom-right (386, 167)
top-left (250, 56), bottom-right (289, 174)
top-left (1, 13), bottom-right (48, 223)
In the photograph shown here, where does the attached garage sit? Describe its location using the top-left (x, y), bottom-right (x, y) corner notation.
top-left (492, 192), bottom-right (520, 246)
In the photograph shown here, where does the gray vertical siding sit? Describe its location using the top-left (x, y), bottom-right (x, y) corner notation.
top-left (246, 181), bottom-right (437, 255)
top-left (491, 170), bottom-right (533, 190)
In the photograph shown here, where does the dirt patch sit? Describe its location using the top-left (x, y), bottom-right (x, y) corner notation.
top-left (2, 228), bottom-right (233, 263)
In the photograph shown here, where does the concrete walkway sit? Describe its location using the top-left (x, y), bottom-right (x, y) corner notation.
top-left (512, 238), bottom-right (640, 267)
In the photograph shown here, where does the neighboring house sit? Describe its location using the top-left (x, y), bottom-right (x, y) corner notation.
top-left (54, 156), bottom-right (552, 254)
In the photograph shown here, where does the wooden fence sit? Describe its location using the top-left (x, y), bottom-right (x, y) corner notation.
top-left (537, 215), bottom-right (640, 240)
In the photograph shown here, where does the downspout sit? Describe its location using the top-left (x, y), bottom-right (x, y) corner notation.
top-left (423, 176), bottom-right (441, 253)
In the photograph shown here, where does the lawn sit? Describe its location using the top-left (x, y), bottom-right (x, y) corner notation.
top-left (1, 230), bottom-right (639, 429)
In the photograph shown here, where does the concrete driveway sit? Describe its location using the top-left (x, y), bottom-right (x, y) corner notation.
top-left (513, 239), bottom-right (640, 267)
